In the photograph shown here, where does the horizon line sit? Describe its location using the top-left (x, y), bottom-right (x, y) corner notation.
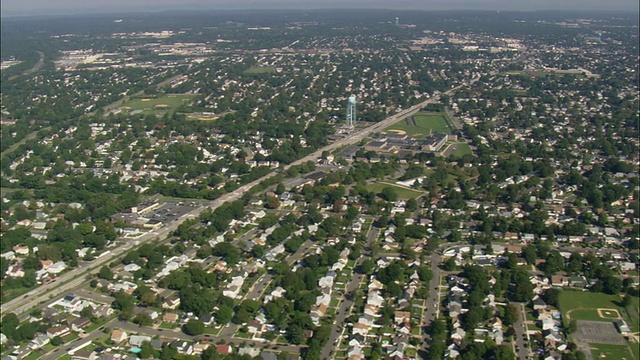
top-left (2, 6), bottom-right (639, 19)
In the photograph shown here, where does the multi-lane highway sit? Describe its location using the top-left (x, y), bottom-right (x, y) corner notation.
top-left (2, 79), bottom-right (465, 318)
top-left (1, 215), bottom-right (192, 316)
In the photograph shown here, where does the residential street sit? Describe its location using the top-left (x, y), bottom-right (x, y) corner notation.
top-left (320, 226), bottom-right (379, 359)
top-left (512, 302), bottom-right (533, 360)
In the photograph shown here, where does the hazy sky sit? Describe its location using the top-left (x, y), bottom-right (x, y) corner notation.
top-left (1, 0), bottom-right (638, 16)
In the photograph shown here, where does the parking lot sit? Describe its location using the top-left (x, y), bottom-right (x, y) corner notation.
top-left (575, 321), bottom-right (626, 345)
top-left (148, 202), bottom-right (198, 223)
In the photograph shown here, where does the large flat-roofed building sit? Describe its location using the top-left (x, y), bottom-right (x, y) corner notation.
top-left (421, 133), bottom-right (448, 152)
top-left (364, 140), bottom-right (388, 152)
top-left (385, 133), bottom-right (408, 141)
top-left (364, 132), bottom-right (452, 154)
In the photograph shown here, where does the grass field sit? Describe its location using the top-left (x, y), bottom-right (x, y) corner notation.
top-left (244, 66), bottom-right (276, 74)
top-left (590, 344), bottom-right (635, 360)
top-left (414, 114), bottom-right (451, 134)
top-left (559, 290), bottom-right (639, 332)
top-left (568, 309), bottom-right (614, 322)
top-left (366, 182), bottom-right (424, 200)
top-left (385, 111), bottom-right (452, 137)
top-left (601, 310), bottom-right (621, 319)
top-left (185, 113), bottom-right (219, 121)
top-left (23, 351), bottom-right (42, 360)
top-left (119, 94), bottom-right (196, 116)
top-left (452, 143), bottom-right (472, 157)
top-left (559, 291), bottom-right (623, 316)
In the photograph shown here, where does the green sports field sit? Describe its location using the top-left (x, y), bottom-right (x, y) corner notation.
top-left (590, 344), bottom-right (636, 360)
top-left (451, 143), bottom-right (472, 157)
top-left (366, 182), bottom-right (425, 200)
top-left (559, 290), bottom-right (638, 332)
top-left (119, 94), bottom-right (196, 115)
top-left (244, 66), bottom-right (276, 74)
top-left (385, 111), bottom-right (452, 136)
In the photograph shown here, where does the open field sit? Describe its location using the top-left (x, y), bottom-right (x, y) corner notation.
top-left (244, 66), bottom-right (276, 74)
top-left (560, 291), bottom-right (623, 317)
top-left (599, 309), bottom-right (622, 319)
top-left (590, 344), bottom-right (636, 360)
top-left (451, 143), bottom-right (472, 157)
top-left (384, 111), bottom-right (452, 136)
top-left (185, 113), bottom-right (220, 121)
top-left (366, 182), bottom-right (425, 200)
top-left (414, 113), bottom-right (451, 133)
top-left (185, 110), bottom-right (235, 121)
top-left (568, 308), bottom-right (613, 322)
top-left (560, 290), bottom-right (639, 332)
top-left (118, 94), bottom-right (196, 115)
top-left (505, 68), bottom-right (596, 78)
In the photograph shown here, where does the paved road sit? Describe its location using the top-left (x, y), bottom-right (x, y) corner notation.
top-left (122, 320), bottom-right (301, 354)
top-left (8, 50), bottom-right (45, 81)
top-left (1, 212), bottom-right (196, 316)
top-left (74, 289), bottom-right (114, 305)
top-left (423, 249), bottom-right (444, 323)
top-left (512, 302), bottom-right (533, 360)
top-left (42, 318), bottom-right (117, 360)
top-left (3, 77), bottom-right (476, 336)
top-left (444, 107), bottom-right (462, 131)
top-left (420, 243), bottom-right (463, 356)
top-left (320, 226), bottom-right (379, 360)
top-left (43, 319), bottom-right (301, 360)
top-left (219, 239), bottom-right (319, 339)
top-left (25, 51), bottom-right (45, 75)
top-left (243, 239), bottom-right (315, 301)
top-left (2, 169), bottom-right (287, 316)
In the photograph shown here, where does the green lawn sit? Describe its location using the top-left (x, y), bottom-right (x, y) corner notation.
top-left (506, 69), bottom-right (589, 79)
top-left (452, 143), bottom-right (472, 157)
top-left (366, 182), bottom-right (425, 200)
top-left (590, 344), bottom-right (636, 360)
top-left (23, 351), bottom-right (42, 360)
top-left (203, 326), bottom-right (223, 335)
top-left (559, 290), bottom-right (639, 331)
top-left (559, 290), bottom-right (623, 314)
top-left (1, 284), bottom-right (39, 304)
top-left (566, 309), bottom-right (611, 322)
top-left (41, 343), bottom-right (57, 353)
top-left (234, 329), bottom-right (252, 339)
top-left (159, 322), bottom-right (177, 330)
top-left (385, 112), bottom-right (451, 137)
top-left (413, 114), bottom-right (452, 134)
top-left (244, 66), bottom-right (276, 74)
top-left (405, 348), bottom-right (418, 357)
top-left (525, 313), bottom-right (536, 322)
top-left (119, 94), bottom-right (196, 116)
